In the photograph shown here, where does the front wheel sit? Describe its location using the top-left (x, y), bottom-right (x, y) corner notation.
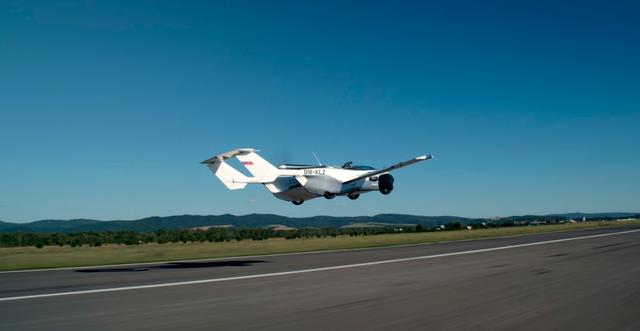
top-left (347, 194), bottom-right (360, 200)
top-left (292, 200), bottom-right (304, 205)
top-left (323, 192), bottom-right (336, 199)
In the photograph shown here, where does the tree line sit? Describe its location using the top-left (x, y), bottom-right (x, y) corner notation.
top-left (0, 218), bottom-right (621, 248)
top-left (0, 225), bottom-right (451, 248)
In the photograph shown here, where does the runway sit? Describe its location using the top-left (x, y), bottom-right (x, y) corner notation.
top-left (1, 226), bottom-right (639, 330)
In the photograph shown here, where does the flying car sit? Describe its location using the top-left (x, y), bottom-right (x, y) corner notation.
top-left (202, 148), bottom-right (432, 205)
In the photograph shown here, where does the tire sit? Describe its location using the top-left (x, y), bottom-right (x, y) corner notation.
top-left (347, 194), bottom-right (360, 200)
top-left (292, 200), bottom-right (304, 205)
top-left (323, 192), bottom-right (336, 199)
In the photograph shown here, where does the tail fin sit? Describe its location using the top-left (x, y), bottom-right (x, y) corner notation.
top-left (203, 160), bottom-right (249, 190)
top-left (201, 148), bottom-right (278, 190)
top-left (235, 150), bottom-right (279, 182)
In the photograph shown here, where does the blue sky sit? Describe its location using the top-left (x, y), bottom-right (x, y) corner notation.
top-left (1, 1), bottom-right (638, 222)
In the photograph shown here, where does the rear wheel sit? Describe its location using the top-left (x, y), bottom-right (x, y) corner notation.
top-left (292, 200), bottom-right (304, 205)
top-left (347, 193), bottom-right (360, 200)
top-left (323, 192), bottom-right (336, 199)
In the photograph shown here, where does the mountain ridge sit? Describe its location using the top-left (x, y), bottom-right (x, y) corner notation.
top-left (0, 212), bottom-right (637, 233)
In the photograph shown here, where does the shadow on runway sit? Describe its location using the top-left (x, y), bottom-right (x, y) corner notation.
top-left (75, 260), bottom-right (268, 273)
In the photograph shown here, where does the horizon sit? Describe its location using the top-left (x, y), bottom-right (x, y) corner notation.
top-left (1, 1), bottom-right (639, 222)
top-left (3, 211), bottom-right (640, 224)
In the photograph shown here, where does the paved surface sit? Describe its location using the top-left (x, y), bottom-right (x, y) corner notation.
top-left (1, 226), bottom-right (639, 330)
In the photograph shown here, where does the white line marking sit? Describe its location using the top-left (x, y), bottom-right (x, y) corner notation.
top-left (1, 228), bottom-right (638, 302)
top-left (0, 225), bottom-right (624, 274)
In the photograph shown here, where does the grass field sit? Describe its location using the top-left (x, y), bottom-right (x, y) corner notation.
top-left (1, 221), bottom-right (638, 271)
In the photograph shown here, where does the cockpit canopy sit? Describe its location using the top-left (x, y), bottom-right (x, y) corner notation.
top-left (342, 161), bottom-right (375, 170)
top-left (351, 165), bottom-right (375, 170)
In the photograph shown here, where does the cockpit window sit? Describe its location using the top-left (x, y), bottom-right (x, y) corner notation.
top-left (352, 165), bottom-right (375, 170)
top-left (342, 161), bottom-right (374, 170)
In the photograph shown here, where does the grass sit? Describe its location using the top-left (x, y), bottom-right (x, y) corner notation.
top-left (1, 221), bottom-right (638, 271)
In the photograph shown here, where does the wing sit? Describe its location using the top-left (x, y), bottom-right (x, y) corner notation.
top-left (343, 154), bottom-right (433, 184)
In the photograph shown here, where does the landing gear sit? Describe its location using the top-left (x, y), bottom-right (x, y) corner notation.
top-left (323, 192), bottom-right (336, 199)
top-left (347, 193), bottom-right (360, 200)
top-left (292, 200), bottom-right (304, 205)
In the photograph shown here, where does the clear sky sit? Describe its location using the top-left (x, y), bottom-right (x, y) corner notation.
top-left (1, 1), bottom-right (639, 222)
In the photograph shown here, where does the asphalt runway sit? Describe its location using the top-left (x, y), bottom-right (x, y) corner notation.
top-left (1, 226), bottom-right (639, 330)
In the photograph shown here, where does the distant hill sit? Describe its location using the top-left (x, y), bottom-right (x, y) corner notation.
top-left (0, 214), bottom-right (473, 233)
top-left (21, 219), bottom-right (102, 232)
top-left (547, 212), bottom-right (638, 219)
top-left (0, 212), bottom-right (636, 233)
top-left (0, 221), bottom-right (17, 232)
